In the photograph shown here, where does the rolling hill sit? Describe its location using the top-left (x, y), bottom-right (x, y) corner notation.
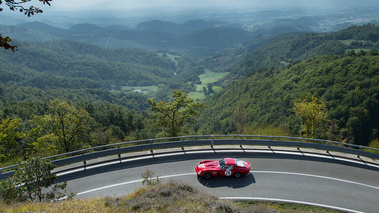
top-left (0, 40), bottom-right (176, 90)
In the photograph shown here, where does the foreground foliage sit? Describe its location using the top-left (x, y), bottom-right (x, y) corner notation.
top-left (0, 157), bottom-right (73, 204)
top-left (0, 0), bottom-right (52, 52)
top-left (0, 99), bottom-right (152, 166)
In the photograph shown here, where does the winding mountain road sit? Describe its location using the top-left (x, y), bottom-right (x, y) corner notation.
top-left (58, 148), bottom-right (379, 213)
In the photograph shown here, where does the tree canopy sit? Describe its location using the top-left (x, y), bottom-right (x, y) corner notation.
top-left (293, 97), bottom-right (328, 138)
top-left (33, 99), bottom-right (93, 153)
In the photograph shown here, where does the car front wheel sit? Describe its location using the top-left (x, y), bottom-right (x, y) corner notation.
top-left (204, 172), bottom-right (212, 179)
top-left (234, 172), bottom-right (242, 178)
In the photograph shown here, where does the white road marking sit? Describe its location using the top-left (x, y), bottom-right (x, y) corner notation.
top-left (72, 171), bottom-right (377, 212)
top-left (253, 171), bottom-right (379, 190)
top-left (75, 171), bottom-right (379, 196)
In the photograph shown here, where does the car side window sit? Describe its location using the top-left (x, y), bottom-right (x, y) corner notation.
top-left (219, 160), bottom-right (226, 170)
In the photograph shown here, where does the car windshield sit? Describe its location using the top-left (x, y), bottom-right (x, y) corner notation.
top-left (219, 159), bottom-right (226, 170)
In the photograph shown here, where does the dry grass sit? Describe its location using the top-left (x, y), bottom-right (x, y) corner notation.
top-left (0, 180), bottom-right (339, 213)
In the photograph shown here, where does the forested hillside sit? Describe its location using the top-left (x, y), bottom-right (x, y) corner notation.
top-left (232, 24), bottom-right (379, 78)
top-left (196, 51), bottom-right (379, 146)
top-left (0, 40), bottom-right (176, 89)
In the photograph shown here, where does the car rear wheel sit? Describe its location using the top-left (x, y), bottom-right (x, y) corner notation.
top-left (234, 172), bottom-right (242, 178)
top-left (204, 172), bottom-right (212, 179)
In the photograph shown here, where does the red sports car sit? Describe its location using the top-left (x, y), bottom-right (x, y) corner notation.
top-left (195, 158), bottom-right (251, 179)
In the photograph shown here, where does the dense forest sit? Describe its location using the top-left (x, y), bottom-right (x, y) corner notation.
top-left (1, 23), bottom-right (379, 166)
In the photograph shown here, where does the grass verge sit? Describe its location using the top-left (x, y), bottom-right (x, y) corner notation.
top-left (1, 180), bottom-right (341, 213)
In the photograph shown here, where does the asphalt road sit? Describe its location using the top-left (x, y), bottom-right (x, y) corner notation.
top-left (59, 149), bottom-right (379, 213)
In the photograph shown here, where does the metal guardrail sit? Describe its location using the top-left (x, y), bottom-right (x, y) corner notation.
top-left (1, 135), bottom-right (379, 178)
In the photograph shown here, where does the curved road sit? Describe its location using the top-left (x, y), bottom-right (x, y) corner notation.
top-left (58, 148), bottom-right (379, 213)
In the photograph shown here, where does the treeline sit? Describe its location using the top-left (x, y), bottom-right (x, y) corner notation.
top-left (195, 51), bottom-right (379, 146)
top-left (0, 98), bottom-right (155, 166)
top-left (0, 84), bottom-right (150, 111)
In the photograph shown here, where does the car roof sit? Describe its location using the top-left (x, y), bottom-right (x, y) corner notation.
top-left (224, 158), bottom-right (236, 165)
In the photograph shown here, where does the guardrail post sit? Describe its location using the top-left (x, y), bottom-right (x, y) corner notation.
top-left (181, 136), bottom-right (185, 150)
top-left (326, 142), bottom-right (330, 153)
top-left (0, 168), bottom-right (2, 175)
top-left (150, 139), bottom-right (154, 153)
top-left (118, 145), bottom-right (121, 163)
top-left (357, 145), bottom-right (362, 158)
top-left (82, 150), bottom-right (86, 170)
top-left (211, 136), bottom-right (214, 148)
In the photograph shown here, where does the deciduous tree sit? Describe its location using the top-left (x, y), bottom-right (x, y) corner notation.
top-left (293, 97), bottom-right (328, 138)
top-left (26, 125), bottom-right (56, 157)
top-left (34, 99), bottom-right (93, 153)
top-left (148, 90), bottom-right (206, 137)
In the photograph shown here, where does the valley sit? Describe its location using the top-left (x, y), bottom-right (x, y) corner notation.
top-left (0, 1), bottom-right (379, 166)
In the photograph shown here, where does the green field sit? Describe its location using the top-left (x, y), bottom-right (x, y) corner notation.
top-left (197, 70), bottom-right (229, 85)
top-left (122, 70), bottom-right (228, 100)
top-left (339, 39), bottom-right (356, 45)
top-left (190, 70), bottom-right (229, 100)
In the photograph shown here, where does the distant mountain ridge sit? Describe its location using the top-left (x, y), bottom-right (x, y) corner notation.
top-left (0, 19), bottom-right (251, 54)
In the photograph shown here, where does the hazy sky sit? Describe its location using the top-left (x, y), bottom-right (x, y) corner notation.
top-left (2, 0), bottom-right (377, 14)
top-left (47, 0), bottom-right (362, 11)
top-left (52, 0), bottom-right (271, 10)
